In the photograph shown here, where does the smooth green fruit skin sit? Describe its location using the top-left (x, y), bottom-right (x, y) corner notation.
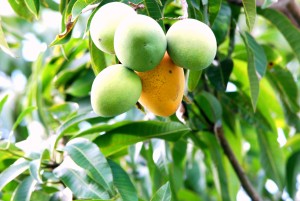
top-left (166, 19), bottom-right (217, 71)
top-left (91, 65), bottom-right (142, 117)
top-left (89, 2), bottom-right (136, 54)
top-left (114, 14), bottom-right (167, 72)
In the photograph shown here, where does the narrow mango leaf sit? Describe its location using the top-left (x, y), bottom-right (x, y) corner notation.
top-left (177, 189), bottom-right (203, 201)
top-left (257, 130), bottom-right (285, 190)
top-left (29, 159), bottom-right (43, 183)
top-left (89, 34), bottom-right (107, 75)
top-left (208, 0), bottom-right (222, 26)
top-left (64, 138), bottom-right (115, 195)
top-left (0, 94), bottom-right (9, 114)
top-left (284, 134), bottom-right (300, 153)
top-left (267, 66), bottom-right (299, 112)
top-left (54, 165), bottom-right (110, 199)
top-left (241, 32), bottom-right (267, 110)
top-left (187, 0), bottom-right (203, 21)
top-left (49, 102), bottom-right (79, 122)
top-left (211, 2), bottom-right (231, 45)
top-left (258, 8), bottom-right (300, 62)
top-left (8, 0), bottom-right (34, 21)
top-left (206, 59), bottom-right (233, 91)
top-left (143, 0), bottom-right (165, 32)
top-left (187, 70), bottom-right (202, 92)
top-left (150, 182), bottom-right (171, 201)
top-left (108, 160), bottom-right (138, 201)
top-left (72, 0), bottom-right (101, 20)
top-left (11, 106), bottom-right (37, 131)
top-left (54, 112), bottom-right (109, 149)
top-left (242, 0), bottom-right (256, 31)
top-left (11, 176), bottom-right (37, 201)
top-left (0, 20), bottom-right (15, 57)
top-left (24, 0), bottom-right (40, 18)
top-left (66, 71), bottom-right (94, 97)
top-left (286, 151), bottom-right (300, 199)
top-left (94, 121), bottom-right (190, 156)
top-left (262, 0), bottom-right (278, 8)
top-left (0, 158), bottom-right (30, 191)
top-left (194, 92), bottom-right (222, 123)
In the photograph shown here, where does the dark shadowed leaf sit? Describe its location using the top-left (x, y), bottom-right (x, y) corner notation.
top-left (143, 0), bottom-right (165, 31)
top-left (11, 176), bottom-right (37, 201)
top-left (54, 164), bottom-right (110, 199)
top-left (258, 8), bottom-right (300, 62)
top-left (108, 160), bottom-right (138, 201)
top-left (151, 182), bottom-right (171, 201)
top-left (286, 151), bottom-right (300, 199)
top-left (64, 138), bottom-right (115, 195)
top-left (0, 158), bottom-right (30, 191)
top-left (208, 0), bottom-right (222, 26)
top-left (242, 0), bottom-right (256, 31)
top-left (94, 121), bottom-right (190, 156)
top-left (206, 59), bottom-right (233, 91)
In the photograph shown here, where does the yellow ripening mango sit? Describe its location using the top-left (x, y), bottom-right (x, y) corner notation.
top-left (136, 53), bottom-right (185, 117)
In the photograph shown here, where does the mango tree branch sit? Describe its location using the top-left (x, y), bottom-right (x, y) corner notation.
top-left (214, 123), bottom-right (262, 201)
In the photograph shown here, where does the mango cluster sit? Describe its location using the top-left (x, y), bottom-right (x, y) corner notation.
top-left (89, 2), bottom-right (217, 117)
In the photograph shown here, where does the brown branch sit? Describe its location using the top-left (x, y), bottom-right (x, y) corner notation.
top-left (214, 124), bottom-right (262, 201)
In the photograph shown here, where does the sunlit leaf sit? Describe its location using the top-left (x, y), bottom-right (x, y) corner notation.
top-left (11, 176), bottom-right (37, 201)
top-left (49, 102), bottom-right (79, 122)
top-left (66, 70), bottom-right (94, 97)
top-left (29, 159), bottom-right (43, 183)
top-left (258, 8), bottom-right (300, 62)
top-left (8, 0), bottom-right (34, 21)
top-left (0, 20), bottom-right (15, 57)
top-left (12, 106), bottom-right (37, 131)
top-left (151, 182), bottom-right (171, 201)
top-left (242, 0), bottom-right (256, 31)
top-left (64, 138), bottom-right (115, 195)
top-left (108, 160), bottom-right (138, 201)
top-left (94, 121), bottom-right (190, 156)
top-left (72, 0), bottom-right (101, 20)
top-left (24, 0), bottom-right (40, 19)
top-left (0, 94), bottom-right (9, 114)
top-left (54, 165), bottom-right (110, 199)
top-left (89, 34), bottom-right (107, 75)
top-left (0, 158), bottom-right (30, 191)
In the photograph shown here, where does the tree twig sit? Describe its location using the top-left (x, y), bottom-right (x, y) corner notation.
top-left (214, 123), bottom-right (262, 201)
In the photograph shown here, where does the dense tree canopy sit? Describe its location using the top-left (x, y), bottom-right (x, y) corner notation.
top-left (0, 0), bottom-right (300, 201)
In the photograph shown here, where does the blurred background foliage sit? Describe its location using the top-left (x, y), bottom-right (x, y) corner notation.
top-left (0, 0), bottom-right (300, 201)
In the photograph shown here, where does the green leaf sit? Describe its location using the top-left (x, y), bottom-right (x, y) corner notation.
top-left (0, 94), bottom-right (9, 114)
top-left (151, 182), bottom-right (171, 201)
top-left (208, 0), bottom-right (222, 26)
top-left (24, 0), bottom-right (40, 19)
top-left (0, 158), bottom-right (30, 191)
top-left (49, 102), bottom-right (79, 122)
top-left (64, 138), bottom-right (115, 195)
top-left (194, 92), bottom-right (222, 123)
top-left (108, 160), bottom-right (138, 201)
top-left (8, 0), bottom-right (34, 21)
top-left (72, 0), bottom-right (101, 20)
top-left (94, 121), bottom-right (190, 156)
top-left (241, 32), bottom-right (267, 110)
top-left (211, 2), bottom-right (231, 45)
top-left (177, 189), bottom-right (203, 201)
top-left (11, 176), bottom-right (37, 201)
top-left (286, 151), bottom-right (300, 199)
top-left (285, 134), bottom-right (300, 153)
top-left (54, 112), bottom-right (109, 149)
top-left (187, 70), bottom-right (202, 92)
top-left (12, 106), bottom-right (37, 131)
top-left (262, 0), bottom-right (278, 8)
top-left (89, 34), bottom-right (107, 75)
top-left (205, 58), bottom-right (233, 91)
top-left (54, 165), bottom-right (110, 199)
top-left (143, 0), bottom-right (165, 32)
top-left (242, 0), bottom-right (256, 31)
top-left (29, 160), bottom-right (43, 183)
top-left (258, 8), bottom-right (300, 62)
top-left (66, 70), bottom-right (94, 97)
top-left (257, 130), bottom-right (285, 190)
top-left (0, 20), bottom-right (15, 57)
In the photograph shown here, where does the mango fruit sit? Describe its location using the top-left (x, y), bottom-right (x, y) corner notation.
top-left (89, 2), bottom-right (136, 54)
top-left (90, 65), bottom-right (142, 117)
top-left (136, 53), bottom-right (185, 117)
top-left (166, 19), bottom-right (217, 71)
top-left (114, 14), bottom-right (167, 72)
